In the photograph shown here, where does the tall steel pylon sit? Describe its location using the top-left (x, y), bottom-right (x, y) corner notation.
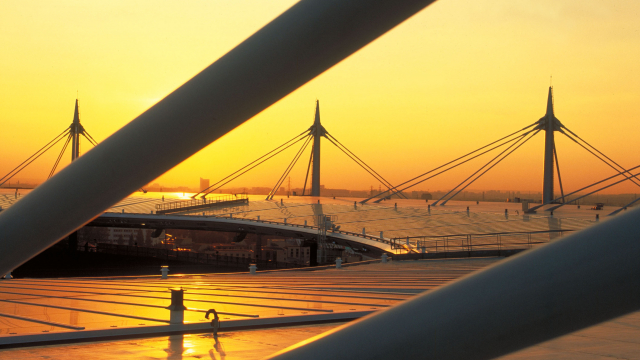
top-left (0, 98), bottom-right (98, 189)
top-left (541, 87), bottom-right (563, 204)
top-left (70, 99), bottom-right (85, 161)
top-left (309, 100), bottom-right (326, 196)
top-left (67, 99), bottom-right (97, 253)
top-left (194, 99), bottom-right (403, 201)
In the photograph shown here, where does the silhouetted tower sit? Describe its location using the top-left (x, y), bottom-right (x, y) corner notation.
top-left (540, 87), bottom-right (562, 204)
top-left (310, 100), bottom-right (326, 196)
top-left (70, 99), bottom-right (85, 161)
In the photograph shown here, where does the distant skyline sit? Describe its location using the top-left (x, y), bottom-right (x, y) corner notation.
top-left (1, 1), bottom-right (639, 195)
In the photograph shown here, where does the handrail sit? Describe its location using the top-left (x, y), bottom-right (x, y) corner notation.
top-left (155, 193), bottom-right (248, 212)
top-left (394, 229), bottom-right (574, 241)
top-left (391, 229), bottom-right (575, 253)
top-left (101, 211), bottom-right (393, 245)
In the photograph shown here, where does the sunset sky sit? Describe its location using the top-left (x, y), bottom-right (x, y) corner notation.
top-left (1, 0), bottom-right (639, 194)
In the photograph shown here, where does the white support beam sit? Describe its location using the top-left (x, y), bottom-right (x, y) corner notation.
top-left (0, 0), bottom-right (436, 276)
top-left (267, 206), bottom-right (640, 360)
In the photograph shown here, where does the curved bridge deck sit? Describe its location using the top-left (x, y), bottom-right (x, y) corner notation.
top-left (90, 213), bottom-right (394, 253)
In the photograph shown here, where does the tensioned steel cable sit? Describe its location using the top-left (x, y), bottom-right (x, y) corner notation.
top-left (327, 133), bottom-right (407, 199)
top-left (191, 131), bottom-right (308, 198)
top-left (361, 121), bottom-right (539, 203)
top-left (547, 168), bottom-right (640, 212)
top-left (301, 143), bottom-right (314, 196)
top-left (82, 133), bottom-right (97, 147)
top-left (374, 127), bottom-right (538, 203)
top-left (389, 129), bottom-right (536, 203)
top-left (435, 130), bottom-right (534, 206)
top-left (0, 129), bottom-right (69, 184)
top-left (440, 129), bottom-right (541, 205)
top-left (201, 132), bottom-right (310, 197)
top-left (324, 135), bottom-right (404, 199)
top-left (0, 130), bottom-right (70, 188)
top-left (267, 134), bottom-right (313, 200)
top-left (560, 129), bottom-right (640, 188)
top-left (553, 143), bottom-right (565, 203)
top-left (10, 1), bottom-right (639, 355)
top-left (267, 134), bottom-right (312, 199)
top-left (609, 196), bottom-right (640, 216)
top-left (48, 134), bottom-right (73, 179)
top-left (562, 125), bottom-right (640, 186)
top-left (527, 162), bottom-right (640, 213)
top-left (267, 134), bottom-right (313, 199)
top-left (82, 130), bottom-right (98, 146)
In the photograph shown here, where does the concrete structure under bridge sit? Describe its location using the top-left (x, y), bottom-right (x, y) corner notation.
top-left (87, 212), bottom-right (393, 258)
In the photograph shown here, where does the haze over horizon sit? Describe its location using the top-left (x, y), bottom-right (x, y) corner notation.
top-left (1, 0), bottom-right (639, 195)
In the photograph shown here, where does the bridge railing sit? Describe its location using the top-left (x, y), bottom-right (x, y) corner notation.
top-left (155, 193), bottom-right (248, 213)
top-left (104, 210), bottom-right (394, 246)
top-left (391, 229), bottom-right (574, 254)
top-left (180, 213), bottom-right (394, 246)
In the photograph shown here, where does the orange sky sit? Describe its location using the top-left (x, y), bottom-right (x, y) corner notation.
top-left (1, 0), bottom-right (639, 194)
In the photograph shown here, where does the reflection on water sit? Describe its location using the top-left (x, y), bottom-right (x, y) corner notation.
top-left (209, 335), bottom-right (227, 360)
top-left (165, 335), bottom-right (185, 360)
top-left (548, 216), bottom-right (562, 240)
top-left (164, 333), bottom-right (226, 360)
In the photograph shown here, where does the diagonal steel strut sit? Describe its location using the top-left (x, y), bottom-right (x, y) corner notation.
top-left (0, 0), bottom-right (438, 276)
top-left (267, 205), bottom-right (640, 360)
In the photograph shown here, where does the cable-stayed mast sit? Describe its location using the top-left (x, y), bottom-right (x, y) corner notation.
top-left (540, 87), bottom-right (563, 204)
top-left (310, 100), bottom-right (325, 196)
top-left (193, 100), bottom-right (402, 200)
top-left (363, 86), bottom-right (639, 209)
top-left (0, 98), bottom-right (98, 188)
top-left (70, 99), bottom-right (83, 161)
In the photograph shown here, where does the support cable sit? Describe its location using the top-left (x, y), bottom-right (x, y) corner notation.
top-left (361, 121), bottom-right (539, 203)
top-left (327, 133), bottom-right (407, 199)
top-left (547, 168), bottom-right (640, 213)
top-left (82, 130), bottom-right (98, 146)
top-left (389, 128), bottom-right (536, 204)
top-left (197, 131), bottom-right (309, 197)
top-left (325, 136), bottom-right (405, 199)
top-left (553, 143), bottom-right (565, 203)
top-left (436, 133), bottom-right (532, 206)
top-left (562, 125), bottom-right (640, 186)
top-left (204, 134), bottom-right (309, 196)
top-left (527, 162), bottom-right (640, 213)
top-left (267, 135), bottom-right (311, 199)
top-left (372, 127), bottom-right (537, 204)
top-left (82, 131), bottom-right (98, 147)
top-left (48, 134), bottom-right (73, 179)
top-left (0, 130), bottom-right (70, 188)
top-left (301, 144), bottom-right (314, 196)
top-left (438, 130), bottom-right (540, 206)
top-left (0, 129), bottom-right (69, 184)
top-left (267, 135), bottom-right (313, 200)
top-left (81, 134), bottom-right (96, 147)
top-left (609, 196), bottom-right (640, 216)
top-left (561, 130), bottom-right (640, 188)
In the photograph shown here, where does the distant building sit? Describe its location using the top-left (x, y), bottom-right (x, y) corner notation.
top-left (210, 243), bottom-right (254, 260)
top-left (78, 227), bottom-right (159, 247)
top-left (279, 239), bottom-right (311, 265)
top-left (262, 238), bottom-right (310, 265)
top-left (200, 177), bottom-right (210, 192)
